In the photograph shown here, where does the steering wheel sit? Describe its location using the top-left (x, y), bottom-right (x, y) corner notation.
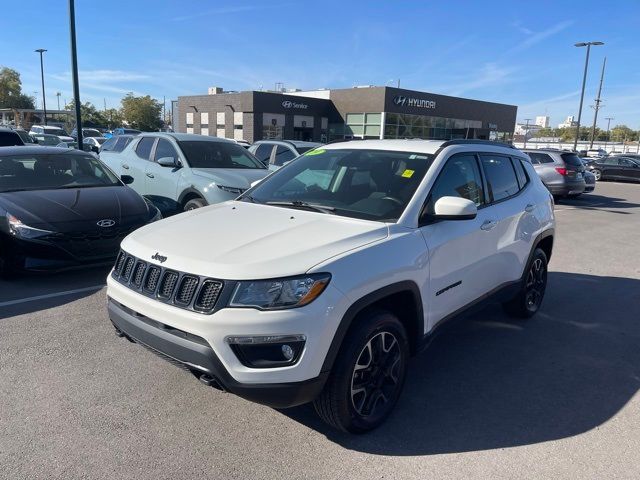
top-left (381, 196), bottom-right (403, 205)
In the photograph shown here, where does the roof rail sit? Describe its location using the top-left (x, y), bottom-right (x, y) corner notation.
top-left (439, 139), bottom-right (517, 149)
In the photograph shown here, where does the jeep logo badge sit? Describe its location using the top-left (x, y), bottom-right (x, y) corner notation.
top-left (96, 219), bottom-right (115, 228)
top-left (151, 252), bottom-right (167, 263)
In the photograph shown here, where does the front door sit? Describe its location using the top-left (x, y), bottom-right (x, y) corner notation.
top-left (144, 138), bottom-right (182, 214)
top-left (125, 137), bottom-right (156, 196)
top-left (420, 153), bottom-right (497, 327)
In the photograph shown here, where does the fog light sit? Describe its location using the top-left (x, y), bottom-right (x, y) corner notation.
top-left (225, 335), bottom-right (306, 368)
top-left (281, 344), bottom-right (294, 361)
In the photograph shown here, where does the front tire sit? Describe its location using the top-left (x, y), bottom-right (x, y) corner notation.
top-left (502, 248), bottom-right (548, 319)
top-left (592, 169), bottom-right (602, 181)
top-left (313, 310), bottom-right (409, 433)
top-left (183, 197), bottom-right (207, 211)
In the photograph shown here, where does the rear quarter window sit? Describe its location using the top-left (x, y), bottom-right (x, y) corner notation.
top-left (560, 153), bottom-right (584, 167)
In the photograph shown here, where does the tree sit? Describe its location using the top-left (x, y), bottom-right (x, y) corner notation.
top-left (610, 125), bottom-right (638, 142)
top-left (120, 93), bottom-right (162, 131)
top-left (0, 67), bottom-right (35, 109)
top-left (65, 100), bottom-right (108, 127)
top-left (103, 108), bottom-right (124, 129)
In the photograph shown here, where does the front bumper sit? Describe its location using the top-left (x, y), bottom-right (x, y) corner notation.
top-left (106, 274), bottom-right (349, 407)
top-left (108, 299), bottom-right (327, 408)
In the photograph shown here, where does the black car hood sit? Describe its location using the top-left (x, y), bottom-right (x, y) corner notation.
top-left (0, 185), bottom-right (149, 232)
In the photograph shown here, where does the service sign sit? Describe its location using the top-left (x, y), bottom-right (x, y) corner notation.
top-left (282, 100), bottom-right (309, 110)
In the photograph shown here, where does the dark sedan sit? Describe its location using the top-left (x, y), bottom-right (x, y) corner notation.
top-left (589, 156), bottom-right (640, 182)
top-left (0, 146), bottom-right (161, 276)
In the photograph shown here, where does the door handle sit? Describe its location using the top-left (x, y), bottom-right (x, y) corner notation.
top-left (121, 163), bottom-right (129, 170)
top-left (525, 204), bottom-right (535, 213)
top-left (480, 220), bottom-right (497, 231)
top-left (146, 173), bottom-right (155, 179)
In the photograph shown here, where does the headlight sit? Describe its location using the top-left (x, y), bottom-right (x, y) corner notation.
top-left (7, 214), bottom-right (54, 239)
top-left (217, 184), bottom-right (245, 195)
top-left (230, 273), bottom-right (331, 310)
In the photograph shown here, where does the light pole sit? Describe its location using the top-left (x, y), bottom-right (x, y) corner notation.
top-left (35, 49), bottom-right (48, 126)
top-left (68, 0), bottom-right (83, 148)
top-left (604, 117), bottom-right (614, 150)
top-left (523, 118), bottom-right (532, 149)
top-left (573, 41), bottom-right (604, 152)
top-left (589, 57), bottom-right (606, 149)
top-left (56, 92), bottom-right (61, 110)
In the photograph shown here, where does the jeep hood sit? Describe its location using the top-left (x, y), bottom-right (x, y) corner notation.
top-left (191, 168), bottom-right (268, 189)
top-left (121, 201), bottom-right (388, 279)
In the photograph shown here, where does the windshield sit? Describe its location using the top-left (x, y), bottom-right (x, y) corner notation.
top-left (95, 137), bottom-right (107, 144)
top-left (44, 126), bottom-right (68, 136)
top-left (84, 129), bottom-right (102, 137)
top-left (296, 146), bottom-right (317, 154)
top-left (242, 148), bottom-right (433, 221)
top-left (35, 135), bottom-right (62, 146)
top-left (0, 153), bottom-right (121, 192)
top-left (178, 141), bottom-right (266, 169)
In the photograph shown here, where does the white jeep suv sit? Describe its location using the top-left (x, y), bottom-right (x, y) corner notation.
top-left (107, 139), bottom-right (555, 433)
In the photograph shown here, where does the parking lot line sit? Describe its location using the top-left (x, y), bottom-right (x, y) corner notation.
top-left (0, 285), bottom-right (105, 307)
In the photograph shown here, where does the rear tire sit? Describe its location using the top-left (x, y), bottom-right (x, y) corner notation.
top-left (313, 310), bottom-right (409, 433)
top-left (183, 197), bottom-right (207, 211)
top-left (502, 248), bottom-right (548, 319)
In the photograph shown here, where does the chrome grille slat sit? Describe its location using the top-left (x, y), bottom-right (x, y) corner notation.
top-left (112, 250), bottom-right (223, 314)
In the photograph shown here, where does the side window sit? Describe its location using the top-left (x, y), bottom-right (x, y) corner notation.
top-left (254, 144), bottom-right (274, 163)
top-left (428, 154), bottom-right (485, 211)
top-left (619, 158), bottom-right (634, 167)
top-left (511, 157), bottom-right (529, 189)
top-left (153, 139), bottom-right (178, 163)
top-left (528, 152), bottom-right (554, 164)
top-left (135, 137), bottom-right (155, 160)
top-left (604, 157), bottom-right (619, 166)
top-left (480, 154), bottom-right (520, 202)
top-left (101, 137), bottom-right (116, 151)
top-left (274, 145), bottom-right (297, 166)
top-left (526, 153), bottom-right (540, 164)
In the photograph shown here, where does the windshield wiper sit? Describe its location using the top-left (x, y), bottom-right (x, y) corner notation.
top-left (266, 200), bottom-right (336, 214)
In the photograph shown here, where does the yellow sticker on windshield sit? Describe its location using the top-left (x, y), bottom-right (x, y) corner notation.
top-left (305, 149), bottom-right (326, 156)
top-left (401, 169), bottom-right (415, 178)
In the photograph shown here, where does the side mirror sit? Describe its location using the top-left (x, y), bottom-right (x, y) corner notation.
top-left (432, 196), bottom-right (477, 221)
top-left (157, 156), bottom-right (179, 167)
top-left (121, 175), bottom-right (134, 185)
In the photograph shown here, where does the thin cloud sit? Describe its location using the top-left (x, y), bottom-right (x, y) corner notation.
top-left (51, 70), bottom-right (150, 83)
top-left (173, 3), bottom-right (293, 22)
top-left (506, 20), bottom-right (574, 54)
top-left (438, 63), bottom-right (517, 97)
top-left (519, 90), bottom-right (581, 110)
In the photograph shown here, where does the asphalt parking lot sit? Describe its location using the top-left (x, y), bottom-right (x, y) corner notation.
top-left (1, 181), bottom-right (639, 480)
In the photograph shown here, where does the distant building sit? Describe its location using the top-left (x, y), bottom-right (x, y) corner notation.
top-left (535, 115), bottom-right (550, 128)
top-left (514, 122), bottom-right (541, 136)
top-left (558, 115), bottom-right (577, 129)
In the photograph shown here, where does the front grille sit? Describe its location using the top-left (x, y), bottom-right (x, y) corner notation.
top-left (158, 271), bottom-right (179, 298)
top-left (195, 280), bottom-right (223, 311)
top-left (144, 266), bottom-right (161, 292)
top-left (111, 249), bottom-right (224, 314)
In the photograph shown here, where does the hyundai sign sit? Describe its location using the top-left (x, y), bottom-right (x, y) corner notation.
top-left (282, 100), bottom-right (309, 109)
top-left (393, 95), bottom-right (436, 109)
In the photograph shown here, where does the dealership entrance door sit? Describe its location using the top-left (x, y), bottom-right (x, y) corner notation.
top-left (293, 115), bottom-right (314, 141)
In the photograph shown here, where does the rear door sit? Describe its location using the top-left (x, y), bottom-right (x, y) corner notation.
top-left (144, 138), bottom-right (183, 213)
top-left (618, 158), bottom-right (640, 181)
top-left (478, 153), bottom-right (534, 286)
top-left (602, 157), bottom-right (621, 179)
top-left (126, 137), bottom-right (156, 195)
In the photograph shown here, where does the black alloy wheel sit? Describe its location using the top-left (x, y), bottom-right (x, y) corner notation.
top-left (503, 247), bottom-right (548, 319)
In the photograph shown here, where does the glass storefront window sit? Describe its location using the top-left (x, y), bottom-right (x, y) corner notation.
top-left (346, 113), bottom-right (364, 124)
top-left (365, 125), bottom-right (380, 136)
top-left (262, 125), bottom-right (283, 139)
top-left (365, 113), bottom-right (381, 124)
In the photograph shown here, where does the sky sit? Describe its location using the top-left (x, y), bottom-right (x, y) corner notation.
top-left (1, 0), bottom-right (639, 129)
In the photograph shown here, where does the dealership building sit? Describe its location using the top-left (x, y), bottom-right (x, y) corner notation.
top-left (176, 86), bottom-right (517, 144)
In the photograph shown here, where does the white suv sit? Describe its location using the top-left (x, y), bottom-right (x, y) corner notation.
top-left (107, 139), bottom-right (555, 433)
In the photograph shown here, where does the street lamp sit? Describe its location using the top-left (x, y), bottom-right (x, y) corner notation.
top-left (573, 41), bottom-right (604, 152)
top-left (523, 118), bottom-right (532, 149)
top-left (604, 117), bottom-right (614, 150)
top-left (35, 49), bottom-right (48, 126)
top-left (68, 0), bottom-right (83, 148)
top-left (56, 92), bottom-right (61, 110)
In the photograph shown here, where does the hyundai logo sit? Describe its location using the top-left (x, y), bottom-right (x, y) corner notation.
top-left (96, 219), bottom-right (116, 228)
top-left (393, 95), bottom-right (407, 106)
top-left (282, 101), bottom-right (293, 108)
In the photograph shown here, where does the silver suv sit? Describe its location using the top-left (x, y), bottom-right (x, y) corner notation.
top-left (249, 140), bottom-right (323, 170)
top-left (522, 149), bottom-right (586, 197)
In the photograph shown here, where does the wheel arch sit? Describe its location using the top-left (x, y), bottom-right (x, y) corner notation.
top-left (321, 281), bottom-right (424, 374)
top-left (178, 188), bottom-right (206, 207)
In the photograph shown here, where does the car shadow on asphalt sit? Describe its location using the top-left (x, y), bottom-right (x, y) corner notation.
top-left (557, 192), bottom-right (640, 211)
top-left (0, 266), bottom-right (111, 319)
top-left (280, 272), bottom-right (640, 454)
